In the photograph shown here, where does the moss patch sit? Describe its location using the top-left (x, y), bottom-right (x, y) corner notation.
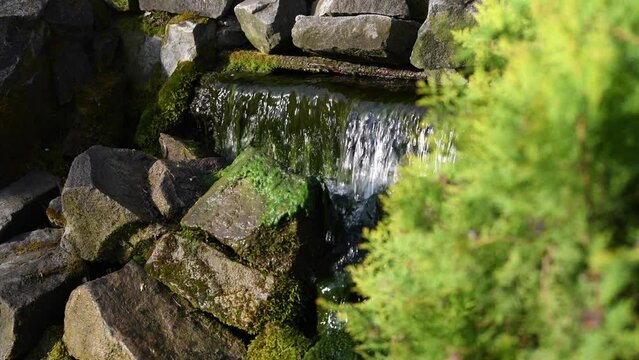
top-left (303, 330), bottom-right (357, 360)
top-left (135, 61), bottom-right (200, 154)
top-left (247, 323), bottom-right (311, 360)
top-left (216, 148), bottom-right (310, 227)
top-left (225, 51), bottom-right (280, 74)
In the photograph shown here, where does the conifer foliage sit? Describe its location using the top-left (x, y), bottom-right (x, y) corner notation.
top-left (343, 0), bottom-right (639, 358)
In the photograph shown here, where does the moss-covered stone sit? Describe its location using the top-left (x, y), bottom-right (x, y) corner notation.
top-left (182, 148), bottom-right (322, 275)
top-left (135, 61), bottom-right (200, 154)
top-left (247, 323), bottom-right (312, 360)
top-left (145, 232), bottom-right (302, 334)
top-left (303, 330), bottom-right (358, 360)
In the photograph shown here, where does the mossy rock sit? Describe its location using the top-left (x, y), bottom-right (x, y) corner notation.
top-left (182, 148), bottom-right (324, 275)
top-left (135, 61), bottom-right (200, 154)
top-left (145, 231), bottom-right (303, 334)
top-left (247, 323), bottom-right (312, 360)
top-left (303, 330), bottom-right (358, 360)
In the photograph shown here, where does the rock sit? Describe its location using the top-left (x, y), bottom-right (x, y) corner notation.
top-left (119, 30), bottom-right (163, 83)
top-left (103, 0), bottom-right (136, 12)
top-left (43, 0), bottom-right (93, 31)
top-left (61, 146), bottom-right (160, 262)
top-left (0, 18), bottom-right (48, 90)
top-left (93, 30), bottom-right (120, 73)
top-left (46, 197), bottom-right (65, 228)
top-left (149, 158), bottom-right (225, 219)
top-left (64, 263), bottom-right (246, 360)
top-left (292, 15), bottom-right (420, 66)
top-left (159, 133), bottom-right (205, 161)
top-left (0, 228), bottom-right (85, 360)
top-left (234, 0), bottom-right (307, 54)
top-left (182, 148), bottom-right (322, 275)
top-left (161, 20), bottom-right (217, 76)
top-left (0, 0), bottom-right (49, 19)
top-left (146, 232), bottom-right (301, 334)
top-left (0, 171), bottom-right (60, 243)
top-left (314, 0), bottom-right (410, 19)
top-left (51, 40), bottom-right (94, 104)
top-left (410, 0), bottom-right (479, 70)
top-left (139, 0), bottom-right (235, 19)
top-left (216, 16), bottom-right (249, 50)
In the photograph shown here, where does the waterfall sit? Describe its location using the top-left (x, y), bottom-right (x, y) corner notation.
top-left (190, 73), bottom-right (446, 200)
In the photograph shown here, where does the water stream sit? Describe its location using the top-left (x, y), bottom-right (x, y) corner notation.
top-left (190, 73), bottom-right (456, 333)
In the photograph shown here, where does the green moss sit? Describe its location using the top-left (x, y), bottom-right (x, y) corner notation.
top-left (262, 277), bottom-right (303, 329)
top-left (303, 330), bottom-right (358, 360)
top-left (46, 340), bottom-right (72, 360)
top-left (247, 323), bottom-right (311, 360)
top-left (216, 148), bottom-right (310, 227)
top-left (168, 13), bottom-right (210, 26)
top-left (115, 11), bottom-right (172, 38)
top-left (24, 325), bottom-right (66, 360)
top-left (225, 51), bottom-right (280, 74)
top-left (135, 62), bottom-right (200, 154)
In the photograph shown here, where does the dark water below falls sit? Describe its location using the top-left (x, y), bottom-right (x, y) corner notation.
top-left (190, 73), bottom-right (456, 332)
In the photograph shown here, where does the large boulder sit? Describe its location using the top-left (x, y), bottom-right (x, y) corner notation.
top-left (149, 158), bottom-right (226, 219)
top-left (146, 232), bottom-right (301, 334)
top-left (119, 29), bottom-right (163, 83)
top-left (0, 17), bottom-right (47, 90)
top-left (410, 0), bottom-right (479, 70)
top-left (0, 228), bottom-right (85, 360)
top-left (61, 146), bottom-right (160, 262)
top-left (292, 14), bottom-right (420, 66)
top-left (161, 20), bottom-right (217, 76)
top-left (64, 263), bottom-right (246, 360)
top-left (234, 0), bottom-right (307, 54)
top-left (182, 148), bottom-right (322, 275)
top-left (0, 171), bottom-right (60, 243)
top-left (314, 0), bottom-right (410, 18)
top-left (139, 0), bottom-right (235, 19)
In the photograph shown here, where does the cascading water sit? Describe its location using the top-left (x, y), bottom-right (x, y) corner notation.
top-left (190, 72), bottom-right (456, 333)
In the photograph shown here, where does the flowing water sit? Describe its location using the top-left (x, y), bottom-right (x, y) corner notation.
top-left (190, 73), bottom-right (456, 333)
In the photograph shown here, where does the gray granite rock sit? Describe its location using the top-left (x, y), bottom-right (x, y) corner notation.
top-left (61, 146), bottom-right (160, 262)
top-left (0, 171), bottom-right (59, 243)
top-left (314, 0), bottom-right (410, 18)
top-left (235, 0), bottom-right (307, 54)
top-left (161, 20), bottom-right (217, 76)
top-left (119, 30), bottom-right (163, 83)
top-left (46, 197), bottom-right (65, 228)
top-left (0, 228), bottom-right (85, 360)
top-left (64, 263), bottom-right (246, 360)
top-left (149, 158), bottom-right (225, 219)
top-left (0, 0), bottom-right (49, 19)
top-left (146, 232), bottom-right (300, 334)
top-left (139, 0), bottom-right (235, 19)
top-left (158, 133), bottom-right (204, 161)
top-left (410, 0), bottom-right (480, 69)
top-left (292, 14), bottom-right (420, 66)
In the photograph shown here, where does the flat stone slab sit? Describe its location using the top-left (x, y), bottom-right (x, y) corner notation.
top-left (292, 14), bottom-right (420, 66)
top-left (314, 0), bottom-right (411, 19)
top-left (234, 0), bottom-right (306, 54)
top-left (146, 232), bottom-right (300, 334)
top-left (139, 0), bottom-right (235, 19)
top-left (61, 146), bottom-right (160, 262)
top-left (0, 228), bottom-right (84, 360)
top-left (64, 263), bottom-right (246, 360)
top-left (0, 171), bottom-right (59, 243)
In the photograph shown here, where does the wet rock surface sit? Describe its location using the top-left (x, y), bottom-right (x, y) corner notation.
top-left (0, 171), bottom-right (60, 243)
top-left (292, 14), bottom-right (420, 66)
top-left (61, 146), bottom-right (160, 262)
top-left (146, 232), bottom-right (298, 334)
top-left (64, 262), bottom-right (246, 360)
top-left (0, 228), bottom-right (84, 360)
top-left (234, 0), bottom-right (307, 54)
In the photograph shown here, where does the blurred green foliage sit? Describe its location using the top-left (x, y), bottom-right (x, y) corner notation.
top-left (342, 0), bottom-right (639, 358)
